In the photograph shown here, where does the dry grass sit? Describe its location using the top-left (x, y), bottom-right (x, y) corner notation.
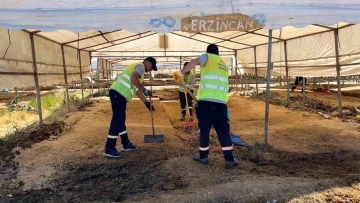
top-left (0, 111), bottom-right (37, 126)
top-left (0, 89), bottom-right (93, 138)
top-left (0, 111), bottom-right (39, 138)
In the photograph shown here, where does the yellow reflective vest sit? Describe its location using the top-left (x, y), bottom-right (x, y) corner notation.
top-left (110, 63), bottom-right (145, 102)
top-left (196, 53), bottom-right (229, 104)
top-left (179, 70), bottom-right (195, 92)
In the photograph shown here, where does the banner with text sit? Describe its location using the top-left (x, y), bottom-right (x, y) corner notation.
top-left (181, 14), bottom-right (264, 33)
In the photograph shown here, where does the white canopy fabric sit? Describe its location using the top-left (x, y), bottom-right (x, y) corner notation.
top-left (237, 23), bottom-right (360, 77)
top-left (1, 0), bottom-right (360, 90)
top-left (1, 0), bottom-right (360, 32)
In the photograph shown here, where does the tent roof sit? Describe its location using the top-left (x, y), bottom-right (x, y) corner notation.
top-left (19, 22), bottom-right (353, 65)
top-left (1, 1), bottom-right (360, 66)
top-left (24, 22), bottom-right (351, 51)
top-left (1, 0), bottom-right (360, 32)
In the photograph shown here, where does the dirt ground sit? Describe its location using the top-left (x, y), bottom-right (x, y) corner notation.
top-left (0, 89), bottom-right (360, 203)
top-left (273, 90), bottom-right (360, 108)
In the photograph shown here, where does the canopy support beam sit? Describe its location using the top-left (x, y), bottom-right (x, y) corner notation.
top-left (92, 50), bottom-right (234, 53)
top-left (23, 29), bottom-right (88, 52)
top-left (78, 49), bottom-right (84, 102)
top-left (264, 29), bottom-right (273, 145)
top-left (84, 31), bottom-right (154, 50)
top-left (163, 34), bottom-right (167, 57)
top-left (94, 32), bottom-right (157, 51)
top-left (234, 50), bottom-right (239, 92)
top-left (97, 59), bottom-right (100, 93)
top-left (63, 30), bottom-right (121, 45)
top-left (302, 76), bottom-right (306, 103)
top-left (94, 54), bottom-right (235, 58)
top-left (334, 29), bottom-right (343, 117)
top-left (179, 57), bottom-right (182, 71)
top-left (254, 46), bottom-right (259, 95)
top-left (215, 28), bottom-right (263, 45)
top-left (284, 40), bottom-right (290, 105)
top-left (89, 52), bottom-right (94, 95)
top-left (312, 24), bottom-right (335, 30)
top-left (29, 33), bottom-right (43, 127)
top-left (245, 29), bottom-right (283, 41)
top-left (61, 45), bottom-right (71, 112)
top-left (170, 32), bottom-right (233, 50)
top-left (197, 32), bottom-right (252, 47)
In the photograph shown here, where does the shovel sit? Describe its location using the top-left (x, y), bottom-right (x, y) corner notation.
top-left (227, 110), bottom-right (250, 147)
top-left (144, 72), bottom-right (165, 143)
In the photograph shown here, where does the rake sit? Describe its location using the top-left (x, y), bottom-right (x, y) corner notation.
top-left (183, 90), bottom-right (197, 129)
top-left (172, 72), bottom-right (198, 130)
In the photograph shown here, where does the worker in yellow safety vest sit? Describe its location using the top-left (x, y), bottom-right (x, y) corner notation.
top-left (178, 62), bottom-right (196, 121)
top-left (104, 57), bottom-right (158, 159)
top-left (175, 44), bottom-right (239, 169)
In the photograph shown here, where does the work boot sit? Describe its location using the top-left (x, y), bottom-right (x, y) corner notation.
top-left (103, 148), bottom-right (122, 159)
top-left (225, 158), bottom-right (239, 169)
top-left (122, 142), bottom-right (139, 152)
top-left (291, 86), bottom-right (296, 92)
top-left (192, 153), bottom-right (209, 165)
top-left (180, 115), bottom-right (185, 121)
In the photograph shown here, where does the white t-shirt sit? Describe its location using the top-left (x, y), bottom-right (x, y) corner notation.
top-left (134, 64), bottom-right (145, 76)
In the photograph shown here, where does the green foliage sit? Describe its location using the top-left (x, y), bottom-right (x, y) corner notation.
top-left (69, 94), bottom-right (82, 106)
top-left (6, 96), bottom-right (36, 112)
top-left (28, 93), bottom-right (64, 111)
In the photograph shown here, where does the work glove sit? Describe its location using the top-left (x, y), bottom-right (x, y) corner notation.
top-left (144, 101), bottom-right (155, 111)
top-left (173, 71), bottom-right (184, 82)
top-left (143, 89), bottom-right (152, 97)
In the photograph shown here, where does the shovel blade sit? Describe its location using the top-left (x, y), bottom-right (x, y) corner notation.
top-left (230, 132), bottom-right (249, 147)
top-left (144, 134), bottom-right (165, 143)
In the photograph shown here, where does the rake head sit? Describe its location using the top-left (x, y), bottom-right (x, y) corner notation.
top-left (184, 121), bottom-right (197, 127)
top-left (183, 120), bottom-right (197, 132)
top-left (321, 88), bottom-right (332, 95)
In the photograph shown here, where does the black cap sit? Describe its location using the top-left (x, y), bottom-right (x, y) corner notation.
top-left (145, 57), bottom-right (158, 71)
top-left (206, 44), bottom-right (219, 55)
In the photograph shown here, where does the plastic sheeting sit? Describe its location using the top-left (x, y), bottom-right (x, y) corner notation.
top-left (1, 1), bottom-right (360, 32)
top-left (237, 24), bottom-right (360, 77)
top-left (0, 28), bottom-right (91, 90)
top-left (1, 1), bottom-right (360, 90)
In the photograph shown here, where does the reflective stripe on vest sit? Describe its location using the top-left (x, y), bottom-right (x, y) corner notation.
top-left (110, 63), bottom-right (144, 102)
top-left (196, 53), bottom-right (229, 103)
top-left (199, 84), bottom-right (227, 93)
top-left (201, 75), bottom-right (228, 83)
top-left (117, 73), bottom-right (136, 95)
top-left (118, 74), bottom-right (131, 88)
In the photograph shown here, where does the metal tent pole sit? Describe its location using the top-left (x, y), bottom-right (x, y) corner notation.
top-left (264, 29), bottom-right (273, 145)
top-left (284, 41), bottom-right (290, 105)
top-left (234, 50), bottom-right (239, 93)
top-left (78, 50), bottom-right (84, 102)
top-left (254, 46), bottom-right (259, 95)
top-left (29, 33), bottom-right (43, 127)
top-left (61, 45), bottom-right (71, 112)
top-left (334, 29), bottom-right (343, 117)
top-left (302, 77), bottom-right (306, 103)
